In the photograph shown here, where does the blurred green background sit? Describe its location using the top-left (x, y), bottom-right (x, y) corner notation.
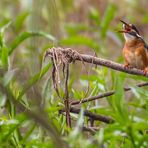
top-left (0, 0), bottom-right (148, 147)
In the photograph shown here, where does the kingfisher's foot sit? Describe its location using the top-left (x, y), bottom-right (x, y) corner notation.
top-left (124, 64), bottom-right (130, 68)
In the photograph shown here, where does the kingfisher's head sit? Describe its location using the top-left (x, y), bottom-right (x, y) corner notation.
top-left (119, 20), bottom-right (142, 42)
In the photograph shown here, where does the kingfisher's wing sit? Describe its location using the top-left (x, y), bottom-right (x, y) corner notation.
top-left (129, 31), bottom-right (148, 52)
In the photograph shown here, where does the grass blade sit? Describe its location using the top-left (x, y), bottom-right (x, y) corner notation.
top-left (9, 31), bottom-right (56, 55)
top-left (100, 3), bottom-right (116, 38)
top-left (17, 63), bottom-right (51, 100)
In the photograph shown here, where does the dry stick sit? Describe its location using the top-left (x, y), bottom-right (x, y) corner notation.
top-left (70, 107), bottom-right (114, 123)
top-left (71, 82), bottom-right (148, 105)
top-left (71, 91), bottom-right (114, 105)
top-left (60, 107), bottom-right (114, 124)
top-left (64, 64), bottom-right (71, 128)
top-left (47, 48), bottom-right (148, 104)
top-left (75, 53), bottom-right (148, 76)
top-left (51, 59), bottom-right (60, 97)
top-left (47, 48), bottom-right (148, 76)
top-left (47, 48), bottom-right (148, 124)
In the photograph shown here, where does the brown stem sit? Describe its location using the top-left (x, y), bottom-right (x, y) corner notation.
top-left (64, 64), bottom-right (71, 128)
top-left (60, 107), bottom-right (114, 124)
top-left (46, 48), bottom-right (148, 77)
top-left (75, 53), bottom-right (148, 76)
top-left (71, 91), bottom-right (114, 105)
top-left (71, 82), bottom-right (148, 105)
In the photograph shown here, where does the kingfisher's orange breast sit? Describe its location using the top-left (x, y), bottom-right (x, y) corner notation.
top-left (123, 39), bottom-right (148, 69)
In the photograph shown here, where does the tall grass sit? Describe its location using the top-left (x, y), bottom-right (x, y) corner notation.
top-left (0, 0), bottom-right (148, 147)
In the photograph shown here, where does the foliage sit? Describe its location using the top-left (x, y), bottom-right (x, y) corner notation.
top-left (0, 0), bottom-right (148, 148)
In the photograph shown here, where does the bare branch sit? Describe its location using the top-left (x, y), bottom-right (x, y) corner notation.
top-left (60, 107), bottom-right (114, 124)
top-left (64, 64), bottom-right (71, 128)
top-left (46, 47), bottom-right (148, 127)
top-left (46, 47), bottom-right (148, 77)
top-left (71, 82), bottom-right (148, 105)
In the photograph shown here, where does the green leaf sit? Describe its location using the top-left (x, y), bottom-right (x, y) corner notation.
top-left (70, 108), bottom-right (84, 137)
top-left (0, 31), bottom-right (3, 48)
top-left (0, 18), bottom-right (11, 28)
top-left (100, 3), bottom-right (117, 38)
top-left (111, 74), bottom-right (129, 124)
top-left (22, 123), bottom-right (36, 141)
top-left (65, 23), bottom-right (89, 36)
top-left (98, 128), bottom-right (104, 146)
top-left (3, 69), bottom-right (17, 86)
top-left (0, 114), bottom-right (26, 142)
top-left (9, 31), bottom-right (56, 55)
top-left (89, 7), bottom-right (100, 25)
top-left (128, 74), bottom-right (148, 81)
top-left (60, 35), bottom-right (100, 51)
top-left (17, 63), bottom-right (51, 100)
top-left (0, 21), bottom-right (11, 48)
top-left (14, 11), bottom-right (29, 32)
top-left (0, 22), bottom-right (11, 69)
top-left (0, 21), bottom-right (11, 34)
top-left (131, 87), bottom-right (148, 98)
top-left (1, 45), bottom-right (8, 69)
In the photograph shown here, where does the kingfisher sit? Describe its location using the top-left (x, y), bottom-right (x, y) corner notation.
top-left (119, 20), bottom-right (148, 75)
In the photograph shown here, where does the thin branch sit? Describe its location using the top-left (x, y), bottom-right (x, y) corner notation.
top-left (124, 82), bottom-right (148, 91)
top-left (65, 64), bottom-right (69, 99)
top-left (64, 64), bottom-right (71, 128)
top-left (46, 48), bottom-right (148, 77)
top-left (46, 48), bottom-right (148, 126)
top-left (76, 53), bottom-right (148, 76)
top-left (71, 91), bottom-right (114, 105)
top-left (71, 82), bottom-right (148, 105)
top-left (60, 107), bottom-right (114, 124)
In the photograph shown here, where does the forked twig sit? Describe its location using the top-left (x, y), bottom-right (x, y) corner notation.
top-left (46, 48), bottom-right (72, 127)
top-left (46, 47), bottom-right (148, 128)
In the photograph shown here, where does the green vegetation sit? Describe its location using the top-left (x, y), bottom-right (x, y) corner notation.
top-left (0, 0), bottom-right (148, 147)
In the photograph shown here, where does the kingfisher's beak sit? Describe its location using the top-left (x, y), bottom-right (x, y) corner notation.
top-left (118, 20), bottom-right (131, 33)
top-left (118, 30), bottom-right (129, 33)
top-left (120, 20), bottom-right (130, 27)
